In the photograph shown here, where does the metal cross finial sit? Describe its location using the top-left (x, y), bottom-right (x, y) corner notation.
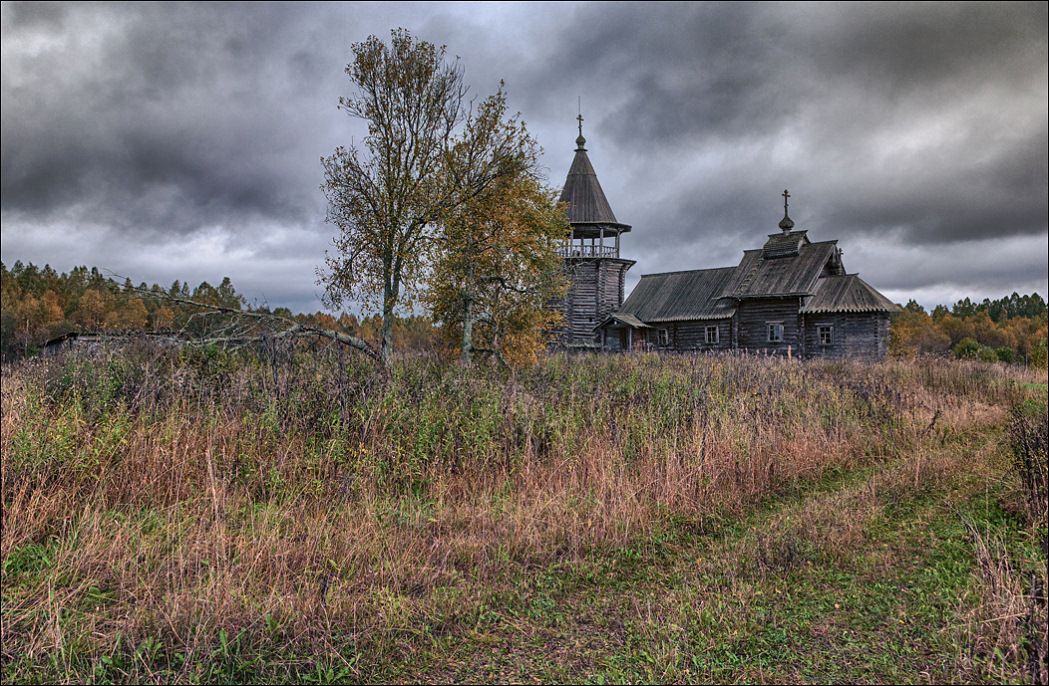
top-left (778, 189), bottom-right (795, 232)
top-left (577, 112), bottom-right (584, 138)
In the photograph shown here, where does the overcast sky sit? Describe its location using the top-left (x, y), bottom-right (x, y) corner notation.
top-left (3, 1), bottom-right (1046, 313)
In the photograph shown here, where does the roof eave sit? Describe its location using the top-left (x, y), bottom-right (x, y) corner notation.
top-left (643, 313), bottom-right (737, 323)
top-left (802, 306), bottom-right (902, 314)
top-left (732, 292), bottom-right (814, 299)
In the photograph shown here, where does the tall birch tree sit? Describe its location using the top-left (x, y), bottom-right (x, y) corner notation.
top-left (321, 29), bottom-right (538, 363)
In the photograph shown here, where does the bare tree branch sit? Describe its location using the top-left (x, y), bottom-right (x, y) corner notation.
top-left (129, 287), bottom-right (383, 364)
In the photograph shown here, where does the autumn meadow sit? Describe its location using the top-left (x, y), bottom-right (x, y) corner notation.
top-left (2, 340), bottom-right (1046, 683)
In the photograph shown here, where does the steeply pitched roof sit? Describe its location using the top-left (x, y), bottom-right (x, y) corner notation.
top-left (801, 275), bottom-right (903, 314)
top-left (723, 240), bottom-right (839, 299)
top-left (618, 267), bottom-right (738, 322)
top-left (558, 136), bottom-right (631, 234)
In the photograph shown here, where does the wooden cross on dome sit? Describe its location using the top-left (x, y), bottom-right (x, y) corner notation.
top-left (778, 189), bottom-right (795, 232)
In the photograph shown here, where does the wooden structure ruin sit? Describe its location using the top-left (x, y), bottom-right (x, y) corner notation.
top-left (554, 126), bottom-right (901, 359)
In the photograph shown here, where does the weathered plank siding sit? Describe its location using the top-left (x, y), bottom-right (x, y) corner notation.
top-left (562, 257), bottom-right (633, 347)
top-left (803, 313), bottom-right (892, 359)
top-left (801, 314), bottom-right (844, 358)
top-left (665, 320), bottom-right (734, 351)
top-left (736, 298), bottom-right (803, 355)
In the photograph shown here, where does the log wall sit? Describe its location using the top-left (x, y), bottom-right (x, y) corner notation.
top-left (803, 313), bottom-right (890, 359)
top-left (641, 319), bottom-right (733, 351)
top-left (736, 298), bottom-right (802, 356)
top-left (560, 257), bottom-right (633, 347)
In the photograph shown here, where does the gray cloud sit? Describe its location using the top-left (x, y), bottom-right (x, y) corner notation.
top-left (522, 2), bottom-right (1046, 255)
top-left (2, 2), bottom-right (341, 235)
top-left (2, 2), bottom-right (1045, 313)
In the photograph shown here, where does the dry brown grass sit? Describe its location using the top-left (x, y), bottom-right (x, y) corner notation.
top-left (1, 347), bottom-right (1044, 681)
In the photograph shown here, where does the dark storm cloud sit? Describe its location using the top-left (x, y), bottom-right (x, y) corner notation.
top-left (819, 126), bottom-right (1049, 246)
top-left (801, 2), bottom-right (1045, 90)
top-left (2, 2), bottom-right (1045, 312)
top-left (522, 2), bottom-right (1047, 253)
top-left (2, 2), bottom-right (335, 235)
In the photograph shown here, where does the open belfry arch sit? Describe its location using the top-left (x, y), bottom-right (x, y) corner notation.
top-left (554, 114), bottom-right (635, 349)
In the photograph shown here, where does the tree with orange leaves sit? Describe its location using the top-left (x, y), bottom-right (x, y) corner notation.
top-left (429, 170), bottom-right (567, 367)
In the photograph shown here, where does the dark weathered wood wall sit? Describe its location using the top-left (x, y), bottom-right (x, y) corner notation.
top-left (802, 314), bottom-right (845, 358)
top-left (599, 311), bottom-right (890, 358)
top-left (582, 294), bottom-right (891, 358)
top-left (736, 298), bottom-right (802, 356)
top-left (802, 313), bottom-right (891, 359)
top-left (561, 258), bottom-right (632, 347)
top-left (657, 320), bottom-right (734, 351)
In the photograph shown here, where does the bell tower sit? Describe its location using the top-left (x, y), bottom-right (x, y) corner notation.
top-left (556, 117), bottom-right (635, 348)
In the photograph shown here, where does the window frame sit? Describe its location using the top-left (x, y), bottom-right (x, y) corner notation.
top-left (705, 325), bottom-right (719, 345)
top-left (818, 325), bottom-right (833, 346)
top-left (767, 322), bottom-right (784, 343)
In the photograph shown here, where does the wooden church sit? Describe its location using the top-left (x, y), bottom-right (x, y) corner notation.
top-left (555, 123), bottom-right (901, 358)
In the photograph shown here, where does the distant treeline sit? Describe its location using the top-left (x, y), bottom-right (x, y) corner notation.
top-left (2, 261), bottom-right (1047, 367)
top-left (0, 261), bottom-right (435, 361)
top-left (890, 294), bottom-right (1047, 367)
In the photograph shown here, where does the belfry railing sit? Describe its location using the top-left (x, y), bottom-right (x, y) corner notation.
top-left (557, 244), bottom-right (619, 258)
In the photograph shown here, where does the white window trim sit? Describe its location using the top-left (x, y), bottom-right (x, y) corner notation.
top-left (705, 325), bottom-right (719, 344)
top-left (767, 322), bottom-right (784, 343)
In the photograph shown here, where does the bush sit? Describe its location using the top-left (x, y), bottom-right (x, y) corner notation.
top-left (978, 346), bottom-right (999, 363)
top-left (953, 337), bottom-right (1002, 363)
top-left (995, 347), bottom-right (1016, 364)
top-left (953, 337), bottom-right (982, 360)
top-left (1031, 343), bottom-right (1048, 371)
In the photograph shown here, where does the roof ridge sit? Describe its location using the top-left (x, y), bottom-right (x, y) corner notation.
top-left (641, 266), bottom-right (737, 277)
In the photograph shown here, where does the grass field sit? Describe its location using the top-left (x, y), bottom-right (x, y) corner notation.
top-left (2, 344), bottom-right (1046, 683)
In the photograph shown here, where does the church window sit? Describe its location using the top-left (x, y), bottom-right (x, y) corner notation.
top-left (705, 325), bottom-right (719, 344)
top-left (767, 323), bottom-right (783, 343)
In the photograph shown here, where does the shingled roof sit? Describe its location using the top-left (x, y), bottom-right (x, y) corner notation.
top-left (801, 275), bottom-right (902, 314)
top-left (617, 267), bottom-right (738, 322)
top-left (723, 239), bottom-right (840, 299)
top-left (762, 230), bottom-right (809, 258)
top-left (558, 134), bottom-right (631, 237)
